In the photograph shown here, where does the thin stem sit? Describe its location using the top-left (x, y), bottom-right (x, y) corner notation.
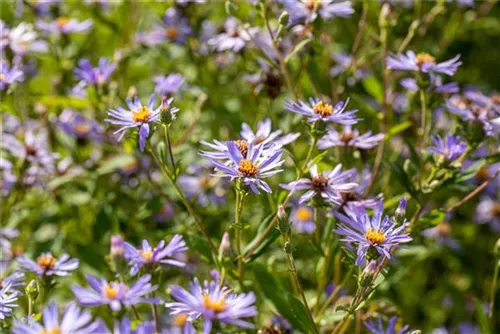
top-left (489, 259), bottom-right (499, 322)
top-left (316, 265), bottom-right (355, 318)
top-left (314, 207), bottom-right (321, 246)
top-left (131, 305), bottom-right (141, 321)
top-left (28, 296), bottom-right (33, 318)
top-left (234, 188), bottom-right (246, 290)
top-left (446, 170), bottom-right (499, 213)
top-left (152, 300), bottom-right (159, 333)
top-left (164, 125), bottom-right (176, 175)
top-left (149, 147), bottom-right (219, 256)
top-left (419, 88), bottom-right (428, 145)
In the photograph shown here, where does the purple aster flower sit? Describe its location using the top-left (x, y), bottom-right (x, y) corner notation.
top-left (401, 75), bottom-right (459, 95)
top-left (12, 301), bottom-right (106, 334)
top-left (428, 135), bottom-right (467, 162)
top-left (283, 0), bottom-right (354, 26)
top-left (6, 22), bottom-right (48, 55)
top-left (137, 8), bottom-right (192, 46)
top-left (178, 162), bottom-right (228, 206)
top-left (0, 59), bottom-right (24, 91)
top-left (206, 141), bottom-right (284, 194)
top-left (0, 271), bottom-right (25, 293)
top-left (1, 157), bottom-right (17, 195)
top-left (253, 32), bottom-right (293, 63)
top-left (208, 17), bottom-right (257, 52)
top-left (284, 97), bottom-right (359, 124)
top-left (17, 252), bottom-right (79, 277)
top-left (330, 52), bottom-right (369, 85)
top-left (72, 274), bottom-right (158, 311)
top-left (154, 73), bottom-right (185, 96)
top-left (387, 51), bottom-right (461, 76)
top-left (123, 235), bottom-right (188, 276)
top-left (421, 222), bottom-right (460, 250)
top-left (163, 314), bottom-right (197, 334)
top-left (59, 109), bottom-right (103, 141)
top-left (112, 317), bottom-right (156, 334)
top-left (105, 94), bottom-right (162, 152)
top-left (241, 117), bottom-right (300, 149)
top-left (0, 227), bottom-right (19, 250)
top-left (37, 17), bottom-right (93, 35)
top-left (74, 57), bottom-right (116, 85)
top-left (244, 59), bottom-right (283, 98)
top-left (317, 125), bottom-right (384, 150)
top-left (475, 196), bottom-right (500, 232)
top-left (329, 168), bottom-right (383, 210)
top-left (154, 203), bottom-right (176, 223)
top-left (364, 316), bottom-right (411, 334)
top-left (334, 202), bottom-right (412, 266)
top-left (290, 205), bottom-right (315, 234)
top-left (281, 164), bottom-right (358, 205)
top-left (166, 277), bottom-right (258, 333)
top-left (0, 281), bottom-right (18, 320)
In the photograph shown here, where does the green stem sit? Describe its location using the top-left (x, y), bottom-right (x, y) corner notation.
top-left (489, 258), bottom-right (499, 321)
top-left (419, 88), bottom-right (428, 145)
top-left (315, 266), bottom-right (355, 319)
top-left (164, 125), bottom-right (176, 176)
top-left (314, 207), bottom-right (321, 246)
top-left (152, 297), bottom-right (159, 333)
top-left (234, 187), bottom-right (246, 290)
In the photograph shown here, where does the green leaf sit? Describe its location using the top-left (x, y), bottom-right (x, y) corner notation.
top-left (456, 159), bottom-right (485, 182)
top-left (243, 214), bottom-right (279, 263)
top-left (186, 234), bottom-right (214, 264)
top-left (474, 298), bottom-right (491, 334)
top-left (414, 210), bottom-right (446, 232)
top-left (385, 121), bottom-right (412, 141)
top-left (385, 161), bottom-right (420, 202)
top-left (362, 76), bottom-right (384, 103)
top-left (97, 154), bottom-right (135, 175)
top-left (253, 263), bottom-right (316, 333)
top-left (38, 95), bottom-right (91, 109)
top-left (304, 151), bottom-right (329, 174)
top-left (285, 38), bottom-right (313, 63)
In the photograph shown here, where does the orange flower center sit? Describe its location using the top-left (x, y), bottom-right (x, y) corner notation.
top-left (0, 73), bottom-right (5, 81)
top-left (295, 207), bottom-right (312, 221)
top-left (234, 139), bottom-right (249, 157)
top-left (74, 123), bottom-right (90, 135)
top-left (365, 229), bottom-right (386, 244)
top-left (56, 17), bottom-right (70, 29)
top-left (313, 101), bottom-right (333, 117)
top-left (36, 254), bottom-right (57, 270)
top-left (416, 52), bottom-right (436, 65)
top-left (203, 294), bottom-right (226, 313)
top-left (238, 159), bottom-right (258, 177)
top-left (166, 27), bottom-right (179, 39)
top-left (174, 314), bottom-right (188, 327)
top-left (132, 106), bottom-right (150, 123)
top-left (103, 283), bottom-right (123, 299)
top-left (41, 328), bottom-right (61, 334)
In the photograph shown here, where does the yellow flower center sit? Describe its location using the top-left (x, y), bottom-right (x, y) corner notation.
top-left (41, 328), bottom-right (61, 334)
top-left (132, 106), bottom-right (150, 123)
top-left (174, 314), bottom-right (188, 327)
top-left (56, 17), bottom-right (70, 29)
top-left (365, 229), bottom-right (386, 245)
top-left (36, 254), bottom-right (57, 270)
top-left (443, 149), bottom-right (450, 156)
top-left (166, 27), bottom-right (179, 39)
top-left (313, 101), bottom-right (334, 117)
top-left (0, 73), bottom-right (5, 81)
top-left (311, 175), bottom-right (328, 192)
top-left (416, 52), bottom-right (436, 65)
top-left (203, 294), bottom-right (226, 313)
top-left (103, 283), bottom-right (122, 300)
top-left (73, 124), bottom-right (90, 135)
top-left (234, 139), bottom-right (249, 157)
top-left (295, 207), bottom-right (312, 221)
top-left (238, 159), bottom-right (258, 177)
top-left (139, 249), bottom-right (154, 261)
top-left (306, 0), bottom-right (319, 10)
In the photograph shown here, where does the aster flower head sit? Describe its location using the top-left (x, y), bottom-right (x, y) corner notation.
top-left (37, 17), bottom-right (93, 35)
top-left (334, 202), bottom-right (412, 266)
top-left (0, 271), bottom-right (25, 293)
top-left (208, 17), bottom-right (257, 52)
top-left (241, 117), bottom-right (300, 149)
top-left (475, 196), bottom-right (500, 232)
top-left (59, 108), bottom-right (103, 141)
top-left (290, 205), bottom-right (315, 234)
top-left (123, 235), bottom-right (188, 276)
top-left (284, 0), bottom-right (354, 26)
top-left (138, 7), bottom-right (192, 46)
top-left (0, 281), bottom-right (18, 320)
top-left (0, 59), bottom-right (24, 91)
top-left (74, 57), bottom-right (116, 85)
top-left (206, 141), bottom-right (284, 194)
top-left (318, 125), bottom-right (384, 150)
top-left (364, 316), bottom-right (411, 334)
top-left (112, 317), bottom-right (157, 334)
top-left (387, 51), bottom-right (462, 76)
top-left (154, 73), bottom-right (185, 96)
top-left (178, 162), bottom-right (228, 206)
top-left (284, 97), bottom-right (359, 124)
top-left (17, 252), bottom-right (79, 277)
top-left (72, 274), bottom-right (158, 311)
top-left (422, 222), bottom-right (461, 250)
top-left (166, 277), bottom-right (258, 334)
top-left (12, 301), bottom-right (106, 334)
top-left (281, 164), bottom-right (358, 205)
top-left (7, 22), bottom-right (48, 55)
top-left (428, 134), bottom-right (467, 162)
top-left (105, 94), bottom-right (162, 152)
top-left (0, 227), bottom-right (19, 250)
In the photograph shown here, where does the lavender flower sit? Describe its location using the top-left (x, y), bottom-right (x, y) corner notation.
top-left (400, 75), bottom-right (459, 95)
top-left (166, 278), bottom-right (258, 333)
top-left (284, 0), bottom-right (354, 26)
top-left (112, 317), bottom-right (156, 334)
top-left (334, 201), bottom-right (412, 265)
top-left (178, 162), bottom-right (228, 206)
top-left (59, 108), bottom-right (103, 141)
top-left (105, 94), bottom-right (162, 152)
top-left (387, 51), bottom-right (462, 76)
top-left (123, 235), bottom-right (188, 276)
top-left (137, 8), bottom-right (192, 45)
top-left (290, 205), bottom-right (315, 234)
top-left (0, 59), bottom-right (24, 91)
top-left (17, 252), bottom-right (79, 277)
top-left (281, 164), bottom-right (358, 204)
top-left (241, 117), bottom-right (300, 149)
top-left (364, 316), bottom-right (411, 334)
top-left (0, 271), bottom-right (25, 292)
top-left (206, 141), bottom-right (284, 194)
top-left (37, 17), bottom-right (93, 35)
top-left (317, 126), bottom-right (384, 150)
top-left (428, 135), bottom-right (467, 162)
top-left (208, 17), bottom-right (257, 52)
top-left (6, 22), bottom-right (48, 55)
top-left (0, 281), bottom-right (18, 320)
top-left (72, 274), bottom-right (158, 311)
top-left (475, 196), bottom-right (500, 232)
top-left (163, 314), bottom-right (197, 334)
top-left (330, 52), bottom-right (369, 86)
top-left (422, 222), bottom-right (461, 250)
top-left (74, 57), bottom-right (116, 85)
top-left (12, 301), bottom-right (106, 334)
top-left (154, 73), bottom-right (185, 96)
top-left (0, 227), bottom-right (19, 250)
top-left (284, 97), bottom-right (359, 124)
top-left (154, 203), bottom-right (176, 223)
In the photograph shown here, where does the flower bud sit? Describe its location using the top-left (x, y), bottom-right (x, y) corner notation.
top-left (160, 96), bottom-right (174, 125)
top-left (394, 197), bottom-right (407, 225)
top-left (219, 232), bottom-right (232, 258)
top-left (25, 279), bottom-right (39, 300)
top-left (110, 235), bottom-right (124, 258)
top-left (284, 241), bottom-right (293, 254)
top-left (278, 12), bottom-right (289, 26)
top-left (277, 205), bottom-right (291, 236)
top-left (359, 260), bottom-right (377, 287)
top-left (379, 3), bottom-right (391, 27)
top-left (225, 0), bottom-right (237, 15)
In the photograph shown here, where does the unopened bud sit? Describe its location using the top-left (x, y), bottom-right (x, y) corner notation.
top-left (278, 11), bottom-right (289, 26)
top-left (26, 280), bottom-right (39, 300)
top-left (359, 260), bottom-right (377, 287)
top-left (219, 232), bottom-right (232, 258)
top-left (225, 0), bottom-right (237, 15)
top-left (110, 235), bottom-right (124, 258)
top-left (127, 86), bottom-right (137, 98)
top-left (160, 96), bottom-right (175, 125)
top-left (379, 3), bottom-right (391, 27)
top-left (494, 237), bottom-right (500, 258)
top-left (284, 241), bottom-right (293, 254)
top-left (277, 205), bottom-right (291, 236)
top-left (394, 197), bottom-right (407, 225)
